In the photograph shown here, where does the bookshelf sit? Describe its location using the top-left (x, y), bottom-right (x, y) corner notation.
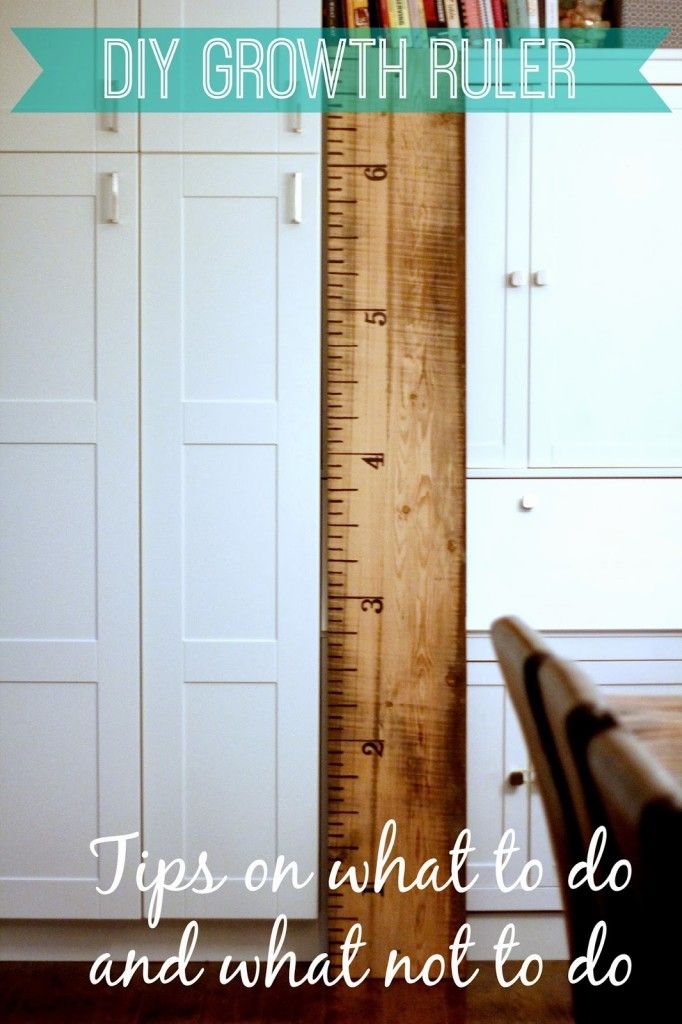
top-left (327, 2), bottom-right (682, 51)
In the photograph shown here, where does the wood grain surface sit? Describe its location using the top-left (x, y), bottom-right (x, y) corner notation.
top-left (610, 695), bottom-right (682, 788)
top-left (324, 113), bottom-right (466, 975)
top-left (0, 962), bottom-right (574, 1023)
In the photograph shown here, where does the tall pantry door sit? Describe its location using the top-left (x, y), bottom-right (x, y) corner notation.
top-left (141, 155), bottom-right (320, 919)
top-left (0, 155), bottom-right (140, 918)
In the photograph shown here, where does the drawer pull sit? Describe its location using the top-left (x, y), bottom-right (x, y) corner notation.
top-left (291, 105), bottom-right (303, 133)
top-left (509, 769), bottom-right (535, 787)
top-left (520, 494), bottom-right (538, 511)
top-left (106, 172), bottom-right (120, 225)
top-left (291, 172), bottom-right (303, 224)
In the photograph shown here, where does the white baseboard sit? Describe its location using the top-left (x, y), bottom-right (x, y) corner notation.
top-left (0, 919), bottom-right (323, 963)
top-left (466, 913), bottom-right (568, 962)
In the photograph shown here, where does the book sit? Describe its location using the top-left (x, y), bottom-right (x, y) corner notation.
top-left (506, 0), bottom-right (523, 26)
top-left (368, 0), bottom-right (383, 26)
top-left (526, 0), bottom-right (540, 27)
top-left (345, 0), bottom-right (373, 28)
top-left (323, 0), bottom-right (347, 27)
top-left (377, 0), bottom-right (392, 27)
top-left (444, 1), bottom-right (462, 28)
top-left (491, 0), bottom-right (506, 27)
top-left (460, 0), bottom-right (483, 27)
top-left (408, 0), bottom-right (428, 28)
top-left (543, 0), bottom-right (559, 27)
top-left (423, 0), bottom-right (445, 27)
top-left (479, 0), bottom-right (495, 27)
top-left (387, 0), bottom-right (412, 26)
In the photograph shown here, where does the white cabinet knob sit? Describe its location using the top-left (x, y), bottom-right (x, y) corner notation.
top-left (520, 494), bottom-right (538, 511)
top-left (508, 270), bottom-right (525, 288)
top-left (533, 270), bottom-right (549, 287)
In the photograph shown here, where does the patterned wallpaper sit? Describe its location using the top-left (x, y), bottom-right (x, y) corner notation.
top-left (617, 1), bottom-right (682, 47)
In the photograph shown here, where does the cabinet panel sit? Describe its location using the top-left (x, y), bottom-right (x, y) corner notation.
top-left (0, 196), bottom-right (95, 398)
top-left (142, 154), bottom-right (320, 919)
top-left (467, 478), bottom-right (682, 631)
top-left (529, 90), bottom-right (682, 468)
top-left (0, 684), bottom-right (98, 877)
top-left (0, 446), bottom-right (96, 638)
top-left (184, 445), bottom-right (277, 639)
top-left (140, 1), bottom-right (321, 153)
top-left (467, 687), bottom-right (561, 911)
top-left (466, 114), bottom-right (530, 469)
top-left (184, 684), bottom-right (278, 871)
top-left (183, 196), bottom-right (278, 399)
top-left (0, 155), bottom-right (140, 919)
top-left (0, 1), bottom-right (138, 152)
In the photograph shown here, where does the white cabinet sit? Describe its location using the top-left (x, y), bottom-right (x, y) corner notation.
top-left (0, 8), bottom-right (321, 925)
top-left (141, 154), bottom-right (320, 918)
top-left (467, 88), bottom-right (682, 472)
top-left (466, 80), bottom-right (682, 921)
top-left (466, 91), bottom-right (682, 631)
top-left (0, 1), bottom-right (138, 153)
top-left (140, 1), bottom-right (321, 153)
top-left (0, 154), bottom-right (140, 918)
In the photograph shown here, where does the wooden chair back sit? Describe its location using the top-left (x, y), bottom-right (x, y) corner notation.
top-left (584, 723), bottom-right (682, 1010)
top-left (537, 655), bottom-right (616, 856)
top-left (491, 617), bottom-right (584, 893)
top-left (492, 615), bottom-right (680, 1019)
top-left (491, 616), bottom-right (614, 1023)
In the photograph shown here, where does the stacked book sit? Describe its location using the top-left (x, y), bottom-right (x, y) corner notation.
top-left (324, 1), bottom-right (571, 29)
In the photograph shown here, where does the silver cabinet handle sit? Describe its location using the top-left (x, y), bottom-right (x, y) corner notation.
top-left (508, 270), bottom-right (525, 288)
top-left (533, 269), bottom-right (550, 287)
top-left (291, 105), bottom-right (303, 134)
top-left (291, 172), bottom-right (303, 225)
top-left (105, 107), bottom-right (120, 133)
top-left (104, 80), bottom-right (120, 133)
top-left (107, 172), bottom-right (120, 224)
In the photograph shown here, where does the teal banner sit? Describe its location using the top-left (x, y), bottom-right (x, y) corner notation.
top-left (12, 28), bottom-right (671, 115)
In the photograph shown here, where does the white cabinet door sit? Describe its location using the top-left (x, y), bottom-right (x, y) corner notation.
top-left (141, 154), bottom-right (320, 919)
top-left (467, 478), bottom-right (682, 631)
top-left (0, 155), bottom-right (140, 918)
top-left (140, 1), bottom-right (321, 153)
top-left (467, 688), bottom-right (560, 911)
top-left (529, 88), bottom-right (682, 469)
top-left (466, 114), bottom-right (530, 470)
top-left (0, 1), bottom-right (138, 152)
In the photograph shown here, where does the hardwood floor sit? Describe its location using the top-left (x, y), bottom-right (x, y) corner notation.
top-left (0, 963), bottom-right (574, 1023)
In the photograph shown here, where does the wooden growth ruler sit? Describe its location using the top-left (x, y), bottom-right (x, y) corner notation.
top-left (324, 112), bottom-right (466, 975)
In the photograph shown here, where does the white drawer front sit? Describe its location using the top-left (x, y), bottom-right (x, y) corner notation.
top-left (468, 478), bottom-right (682, 631)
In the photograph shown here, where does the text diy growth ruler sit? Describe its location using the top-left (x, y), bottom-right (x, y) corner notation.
top-left (324, 111), bottom-right (466, 975)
